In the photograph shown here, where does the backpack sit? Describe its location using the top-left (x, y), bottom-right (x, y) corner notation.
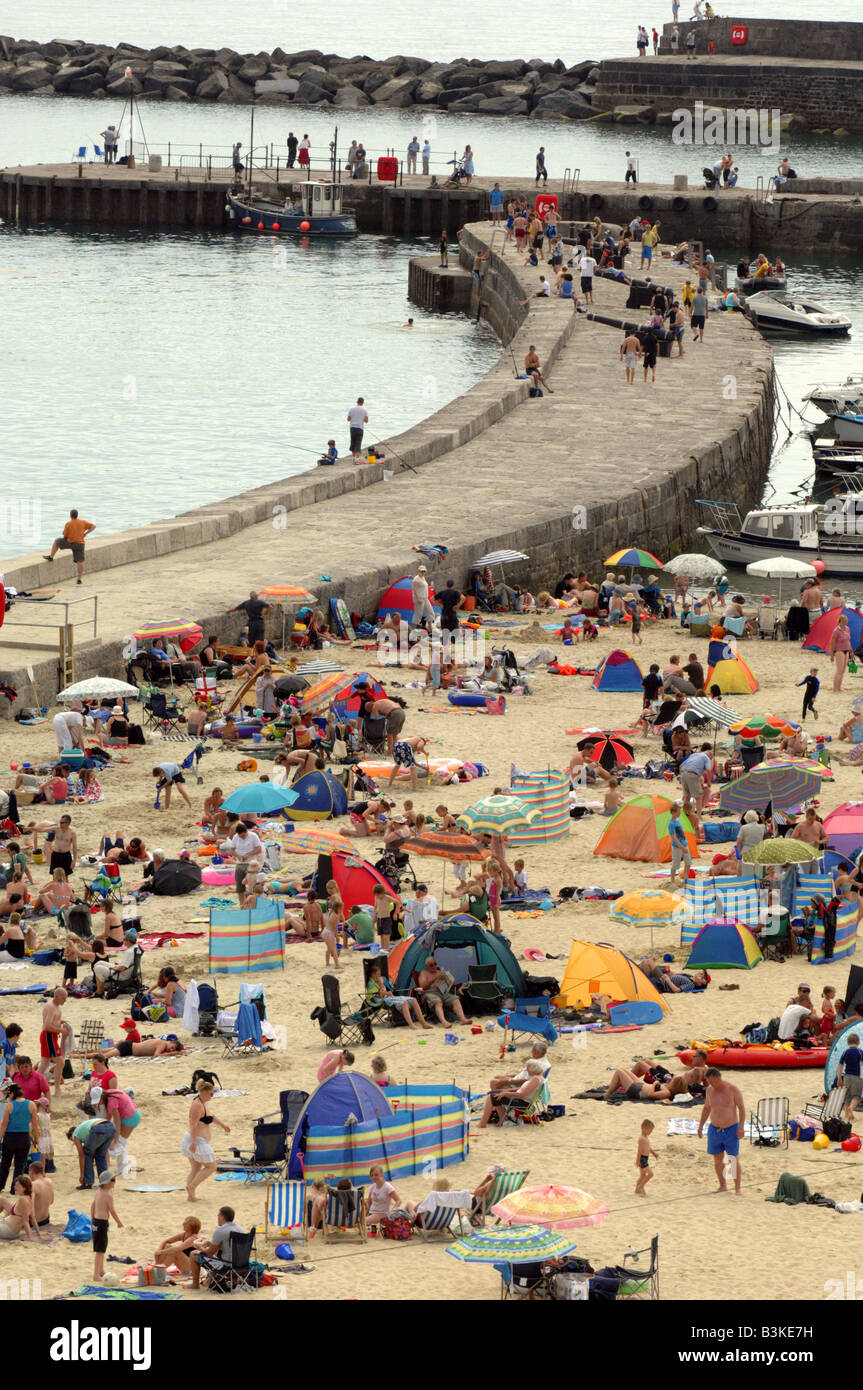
top-left (824, 1116), bottom-right (852, 1143)
top-left (191, 1068), bottom-right (221, 1092)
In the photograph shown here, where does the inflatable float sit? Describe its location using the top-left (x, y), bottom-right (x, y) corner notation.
top-left (447, 692), bottom-right (506, 712)
top-left (677, 1044), bottom-right (828, 1069)
top-left (202, 865), bottom-right (236, 886)
top-left (357, 756), bottom-right (464, 782)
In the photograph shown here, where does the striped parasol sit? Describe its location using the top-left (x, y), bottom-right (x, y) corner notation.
top-left (491, 1183), bottom-right (610, 1231)
top-left (609, 888), bottom-right (687, 949)
top-left (685, 696), bottom-right (741, 728)
top-left (604, 547), bottom-right (663, 569)
top-left (408, 829), bottom-right (486, 862)
top-left (294, 659), bottom-right (344, 676)
top-left (446, 1223), bottom-right (579, 1264)
top-left (742, 837), bottom-right (820, 866)
top-left (719, 760), bottom-right (821, 813)
top-left (299, 672), bottom-right (351, 715)
top-left (728, 714), bottom-right (798, 745)
top-left (457, 795), bottom-right (541, 836)
top-left (132, 618), bottom-right (203, 653)
top-left (259, 586), bottom-right (318, 604)
top-left (278, 825), bottom-right (354, 855)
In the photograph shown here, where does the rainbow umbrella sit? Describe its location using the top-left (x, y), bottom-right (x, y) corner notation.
top-left (278, 825), bottom-right (354, 855)
top-left (609, 888), bottom-right (686, 950)
top-left (718, 759), bottom-right (821, 813)
top-left (259, 586), bottom-right (318, 647)
top-left (491, 1183), bottom-right (609, 1231)
top-left (604, 548), bottom-right (663, 570)
top-left (132, 618), bottom-right (203, 653)
top-left (728, 714), bottom-right (798, 746)
top-left (299, 671), bottom-right (350, 715)
top-left (457, 796), bottom-right (540, 837)
top-left (446, 1223), bottom-right (579, 1264)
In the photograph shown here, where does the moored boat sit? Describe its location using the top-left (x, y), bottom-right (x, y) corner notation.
top-left (226, 179), bottom-right (357, 237)
top-left (745, 290), bottom-right (851, 336)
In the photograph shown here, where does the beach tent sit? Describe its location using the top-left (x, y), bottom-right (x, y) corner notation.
top-left (844, 964), bottom-right (863, 1019)
top-left (282, 771), bottom-right (349, 821)
top-left (315, 850), bottom-right (403, 915)
top-left (553, 940), bottom-right (668, 1012)
top-left (803, 606), bottom-right (863, 655)
top-left (329, 672), bottom-right (388, 719)
top-left (823, 803), bottom-right (863, 859)
top-left (594, 794), bottom-right (699, 864)
top-left (825, 1019), bottom-right (862, 1093)
top-left (152, 859), bottom-right (203, 895)
top-left (705, 638), bottom-right (759, 695)
top-left (591, 649), bottom-right (644, 693)
top-left (507, 770), bottom-right (570, 845)
top-left (684, 917), bottom-right (763, 970)
top-left (389, 912), bottom-right (526, 994)
top-left (377, 576), bottom-right (440, 625)
top-left (208, 900), bottom-right (285, 974)
top-left (287, 1072), bottom-right (393, 1180)
top-left (299, 1081), bottom-right (470, 1185)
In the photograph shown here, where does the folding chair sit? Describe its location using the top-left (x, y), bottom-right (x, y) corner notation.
top-left (477, 1168), bottom-right (529, 1227)
top-left (497, 996), bottom-right (558, 1045)
top-left (264, 1179), bottom-right (306, 1242)
top-left (276, 1089), bottom-right (309, 1136)
top-left (804, 1086), bottom-right (848, 1126)
top-left (493, 1260), bottom-right (546, 1300)
top-left (361, 957), bottom-right (407, 1029)
top-left (416, 1193), bottom-right (470, 1242)
top-left (361, 716), bottom-right (388, 755)
top-left (219, 1120), bottom-right (288, 1183)
top-left (749, 1096), bottom-right (789, 1148)
top-left (618, 1234), bottom-right (660, 1301)
top-left (73, 145), bottom-right (87, 163)
top-left (310, 973), bottom-right (375, 1047)
top-left (102, 947), bottom-right (144, 1000)
top-left (143, 690), bottom-right (184, 734)
top-left (93, 142), bottom-right (104, 159)
top-left (218, 1000), bottom-right (267, 1058)
top-left (499, 1080), bottom-right (549, 1126)
top-left (461, 964), bottom-right (503, 1014)
top-left (320, 1185), bottom-right (367, 1242)
top-left (198, 1227), bottom-right (259, 1293)
top-left (74, 1019), bottom-right (105, 1056)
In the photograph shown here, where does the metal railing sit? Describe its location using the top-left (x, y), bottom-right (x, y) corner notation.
top-left (1, 594), bottom-right (98, 644)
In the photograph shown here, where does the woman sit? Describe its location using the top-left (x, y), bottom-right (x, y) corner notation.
top-left (104, 1087), bottom-right (141, 1140)
top-left (201, 636), bottom-right (232, 679)
top-left (283, 748), bottom-right (324, 783)
top-left (70, 768), bottom-right (102, 803)
top-left (298, 134), bottom-right (311, 169)
top-left (0, 1083), bottom-right (38, 1191)
top-left (182, 1080), bottom-right (230, 1201)
top-left (97, 897), bottom-right (125, 948)
top-left (152, 966), bottom-right (187, 1017)
top-left (154, 1215), bottom-right (203, 1274)
top-left (0, 915), bottom-right (27, 962)
top-left (105, 706), bottom-right (130, 744)
top-left (239, 640), bottom-right (270, 680)
top-left (830, 613), bottom-right (853, 693)
top-left (736, 810), bottom-right (765, 858)
top-left (364, 1164), bottom-right (401, 1225)
top-left (99, 1038), bottom-right (184, 1059)
top-left (0, 1173), bottom-right (40, 1241)
top-left (271, 754), bottom-right (291, 788)
top-left (104, 836), bottom-right (148, 866)
top-left (324, 879), bottom-right (345, 953)
top-left (460, 145), bottom-right (474, 182)
top-left (36, 867), bottom-right (73, 918)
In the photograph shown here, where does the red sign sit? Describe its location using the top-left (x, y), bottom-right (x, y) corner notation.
top-left (730, 24), bottom-right (748, 44)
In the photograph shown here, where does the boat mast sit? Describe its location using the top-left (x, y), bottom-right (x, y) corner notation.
top-left (330, 125), bottom-right (338, 183)
top-left (247, 97), bottom-right (256, 200)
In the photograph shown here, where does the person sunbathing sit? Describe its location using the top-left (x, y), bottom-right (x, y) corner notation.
top-left (602, 1066), bottom-right (678, 1102)
top-left (154, 1215), bottom-right (203, 1273)
top-left (103, 836), bottom-right (149, 865)
top-left (98, 1039), bottom-right (184, 1059)
top-left (0, 914), bottom-right (28, 962)
top-left (36, 868), bottom-right (74, 917)
top-left (630, 1051), bottom-right (708, 1097)
top-left (478, 1061), bottom-right (545, 1127)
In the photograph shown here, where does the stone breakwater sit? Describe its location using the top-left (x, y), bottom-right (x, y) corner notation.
top-left (0, 36), bottom-right (602, 119)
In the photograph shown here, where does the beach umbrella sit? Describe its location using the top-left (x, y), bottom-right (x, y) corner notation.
top-left (221, 783), bottom-right (299, 814)
top-left (259, 585), bottom-right (318, 648)
top-left (408, 827), bottom-right (486, 899)
top-left (719, 760), bottom-right (821, 814)
top-left (685, 696), bottom-right (741, 729)
top-left (609, 888), bottom-right (687, 950)
top-left (294, 659), bottom-right (343, 676)
top-left (663, 553), bottom-right (723, 580)
top-left (456, 795), bottom-right (541, 836)
top-left (476, 550), bottom-right (529, 567)
top-left (728, 714), bottom-right (798, 746)
top-left (274, 673), bottom-right (309, 698)
top-left (57, 676), bottom-right (138, 702)
top-left (670, 708), bottom-right (709, 731)
top-left (742, 837), bottom-right (820, 866)
top-left (278, 825), bottom-right (354, 855)
top-left (298, 671), bottom-right (350, 715)
top-left (132, 618), bottom-right (203, 653)
top-left (446, 1223), bottom-right (579, 1265)
top-left (491, 1183), bottom-right (609, 1231)
top-left (575, 734), bottom-right (635, 770)
top-left (604, 547), bottom-right (663, 570)
top-left (746, 555), bottom-right (816, 610)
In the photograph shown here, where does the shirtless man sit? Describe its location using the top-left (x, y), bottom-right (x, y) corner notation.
top-left (416, 958), bottom-right (468, 1025)
top-left (524, 345), bottom-right (553, 393)
top-left (603, 1066), bottom-right (679, 1102)
top-left (790, 807), bottom-right (828, 851)
top-left (620, 329), bottom-right (641, 385)
top-left (27, 1160), bottom-right (54, 1228)
top-left (38, 988), bottom-right (67, 1098)
top-left (631, 1049), bottom-right (708, 1099)
top-left (364, 698), bottom-right (405, 757)
top-left (99, 1038), bottom-right (184, 1059)
top-left (697, 1067), bottom-right (745, 1194)
top-left (285, 891), bottom-right (324, 940)
top-left (48, 814), bottom-right (77, 875)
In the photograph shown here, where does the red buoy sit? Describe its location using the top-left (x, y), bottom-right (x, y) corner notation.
top-left (257, 220), bottom-right (265, 230)
top-left (300, 220), bottom-right (310, 231)
top-left (272, 221), bottom-right (280, 231)
top-left (242, 216), bottom-right (251, 224)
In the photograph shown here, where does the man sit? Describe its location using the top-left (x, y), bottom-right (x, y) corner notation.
top-left (697, 1068), bottom-right (745, 1194)
top-left (286, 131), bottom-right (298, 167)
top-left (406, 135), bottom-right (420, 174)
top-left (620, 328), bottom-right (641, 385)
top-left (411, 565), bottom-right (435, 630)
top-left (347, 396), bottom-right (368, 460)
top-left (790, 807), bottom-right (828, 851)
top-left (347, 903), bottom-right (375, 946)
top-left (683, 652), bottom-right (705, 692)
top-left (837, 1031), bottom-right (863, 1123)
top-left (524, 345), bottom-right (553, 394)
top-left (489, 182), bottom-right (504, 223)
top-left (403, 883), bottom-right (440, 936)
top-left (672, 0), bottom-right (680, 18)
top-left (535, 147), bottom-right (547, 184)
top-left (417, 956), bottom-right (468, 1026)
top-left (579, 251), bottom-right (596, 305)
top-left (666, 801), bottom-right (691, 888)
top-left (519, 275), bottom-right (551, 307)
top-left (151, 761), bottom-right (192, 811)
top-left (685, 27), bottom-right (697, 59)
top-left (421, 138), bottom-right (431, 175)
top-left (27, 1160), bottom-right (54, 1226)
top-left (479, 1060), bottom-right (544, 1127)
top-left (680, 743), bottom-right (712, 812)
top-left (44, 509), bottom-right (95, 584)
top-left (101, 125), bottom-right (118, 163)
top-left (777, 998), bottom-right (814, 1041)
top-left (437, 578), bottom-right (463, 636)
top-left (38, 989), bottom-right (68, 1098)
top-left (669, 300), bottom-right (685, 356)
top-left (652, 26), bottom-right (659, 55)
top-left (220, 821), bottom-right (264, 900)
top-left (364, 696), bottom-right (405, 757)
top-left (490, 1040), bottom-right (551, 1093)
top-left (690, 286), bottom-right (709, 342)
top-left (232, 141), bottom-right (243, 178)
top-left (231, 590), bottom-right (270, 645)
top-left (192, 1206), bottom-right (246, 1289)
top-left (624, 150), bottom-right (637, 184)
top-left (93, 928), bottom-right (138, 997)
top-left (49, 814), bottom-right (77, 875)
top-left (67, 1115), bottom-right (116, 1188)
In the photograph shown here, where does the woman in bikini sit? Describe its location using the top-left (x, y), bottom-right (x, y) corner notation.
top-left (154, 1215), bottom-right (203, 1274)
top-left (0, 1174), bottom-right (41, 1241)
top-left (181, 1080), bottom-right (230, 1201)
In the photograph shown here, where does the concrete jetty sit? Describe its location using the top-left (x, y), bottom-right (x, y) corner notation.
top-left (0, 221), bottom-right (772, 706)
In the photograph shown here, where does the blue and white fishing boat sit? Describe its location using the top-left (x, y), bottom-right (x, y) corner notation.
top-left (226, 179), bottom-right (357, 237)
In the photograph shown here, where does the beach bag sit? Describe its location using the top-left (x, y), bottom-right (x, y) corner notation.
top-left (381, 1214), bottom-right (413, 1241)
top-left (138, 1264), bottom-right (168, 1286)
top-left (824, 1117), bottom-right (852, 1143)
top-left (789, 1120), bottom-right (816, 1142)
top-left (63, 1209), bottom-right (92, 1243)
top-left (191, 1069), bottom-right (221, 1092)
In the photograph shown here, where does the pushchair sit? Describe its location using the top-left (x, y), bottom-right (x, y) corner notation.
top-left (374, 844), bottom-right (419, 894)
top-left (195, 982), bottom-right (220, 1036)
top-left (493, 647), bottom-right (531, 695)
top-left (702, 167), bottom-right (720, 189)
top-left (446, 160), bottom-right (470, 185)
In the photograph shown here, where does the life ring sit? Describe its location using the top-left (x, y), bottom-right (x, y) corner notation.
top-left (588, 193), bottom-right (604, 209)
top-left (637, 194), bottom-right (653, 211)
top-left (703, 196), bottom-right (718, 212)
top-left (672, 196), bottom-right (689, 213)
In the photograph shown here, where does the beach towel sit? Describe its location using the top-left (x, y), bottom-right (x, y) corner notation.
top-left (765, 1173), bottom-right (812, 1205)
top-left (0, 983), bottom-right (48, 994)
top-left (60, 1285), bottom-right (180, 1301)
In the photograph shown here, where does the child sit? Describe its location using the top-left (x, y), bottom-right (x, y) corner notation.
top-left (317, 1048), bottom-right (354, 1083)
top-left (365, 963), bottom-right (431, 1030)
top-left (603, 779), bottom-right (623, 816)
top-left (370, 1054), bottom-right (394, 1088)
top-left (63, 933), bottom-right (82, 988)
top-left (438, 231), bottom-right (448, 268)
top-left (630, 600), bottom-right (643, 645)
top-left (798, 667), bottom-right (820, 721)
top-left (819, 986), bottom-right (837, 1038)
top-left (307, 1178), bottom-right (328, 1238)
top-left (220, 714), bottom-right (240, 745)
top-left (317, 439), bottom-right (338, 466)
top-left (372, 883), bottom-right (399, 951)
top-left (91, 1170), bottom-right (123, 1280)
top-left (561, 618), bottom-right (575, 645)
top-left (635, 1120), bottom-right (658, 1196)
top-left (402, 800), bottom-right (418, 827)
top-left (513, 858), bottom-right (528, 894)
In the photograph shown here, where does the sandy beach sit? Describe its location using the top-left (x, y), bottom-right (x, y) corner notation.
top-left (0, 608), bottom-right (860, 1304)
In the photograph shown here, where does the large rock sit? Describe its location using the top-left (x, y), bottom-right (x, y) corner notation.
top-left (298, 63), bottom-right (340, 93)
top-left (40, 40), bottom-right (76, 58)
top-left (532, 76), bottom-right (567, 99)
top-left (106, 73), bottom-right (143, 96)
top-left (371, 75), bottom-right (417, 105)
top-left (149, 60), bottom-right (192, 81)
top-left (150, 73), bottom-right (196, 94)
top-left (414, 79), bottom-right (444, 103)
top-left (237, 55), bottom-right (270, 82)
top-left (478, 95), bottom-right (529, 115)
top-left (217, 72), bottom-right (255, 102)
top-left (530, 89), bottom-right (595, 119)
top-left (0, 63), bottom-right (15, 87)
top-left (67, 70), bottom-right (107, 95)
top-left (256, 76), bottom-right (300, 97)
top-left (526, 59), bottom-right (554, 74)
top-left (361, 65), bottom-right (399, 94)
top-left (10, 62), bottom-right (56, 91)
top-left (163, 84), bottom-right (191, 102)
top-left (437, 84), bottom-right (481, 107)
top-left (443, 65), bottom-right (481, 88)
top-left (613, 104), bottom-right (656, 123)
top-left (566, 58), bottom-right (600, 81)
top-left (477, 59), bottom-right (527, 81)
top-left (447, 94), bottom-right (484, 113)
top-left (212, 47), bottom-right (244, 71)
top-left (196, 68), bottom-right (230, 100)
top-left (333, 82), bottom-right (370, 107)
top-left (294, 79), bottom-right (333, 103)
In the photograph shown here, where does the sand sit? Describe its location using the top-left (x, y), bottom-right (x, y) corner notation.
top-left (1, 615), bottom-right (859, 1303)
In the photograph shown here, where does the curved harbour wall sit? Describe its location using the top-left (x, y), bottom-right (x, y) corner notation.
top-left (0, 221), bottom-right (773, 703)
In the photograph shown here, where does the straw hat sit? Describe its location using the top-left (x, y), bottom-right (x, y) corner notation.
top-left (417, 563), bottom-right (427, 573)
top-left (111, 705), bottom-right (123, 715)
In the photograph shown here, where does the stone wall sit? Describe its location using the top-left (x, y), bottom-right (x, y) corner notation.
top-left (661, 17), bottom-right (863, 61)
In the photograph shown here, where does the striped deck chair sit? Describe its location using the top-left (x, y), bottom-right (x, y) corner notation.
top-left (416, 1193), bottom-right (471, 1242)
top-left (322, 1186), bottom-right (367, 1243)
top-left (264, 1180), bottom-right (306, 1243)
top-left (748, 1096), bottom-right (789, 1148)
top-left (681, 881), bottom-right (718, 947)
top-left (804, 1086), bottom-right (849, 1125)
top-left (477, 1168), bottom-right (529, 1227)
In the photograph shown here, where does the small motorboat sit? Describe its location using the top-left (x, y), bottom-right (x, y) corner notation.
top-left (226, 179), bottom-right (357, 237)
top-left (804, 376), bottom-right (863, 415)
top-left (734, 273), bottom-right (787, 296)
top-left (745, 291), bottom-right (851, 336)
top-left (830, 413), bottom-right (863, 445)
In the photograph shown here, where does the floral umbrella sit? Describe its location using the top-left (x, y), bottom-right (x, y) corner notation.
top-left (491, 1183), bottom-right (610, 1231)
top-left (742, 837), bottom-right (820, 866)
top-left (446, 1223), bottom-right (579, 1264)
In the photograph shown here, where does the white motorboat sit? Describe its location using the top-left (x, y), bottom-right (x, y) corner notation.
top-left (745, 291), bottom-right (851, 336)
top-left (803, 376), bottom-right (863, 415)
top-left (831, 414), bottom-right (863, 445)
top-left (696, 491), bottom-right (863, 577)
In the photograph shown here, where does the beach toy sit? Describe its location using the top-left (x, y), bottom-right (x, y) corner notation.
top-left (677, 1045), bottom-right (828, 1069)
top-left (275, 1242), bottom-right (295, 1260)
top-left (842, 1136), bottom-right (862, 1152)
top-left (444, 1033), bottom-right (458, 1044)
top-left (609, 1001), bottom-right (663, 1026)
top-left (812, 1134), bottom-right (830, 1150)
top-left (447, 692), bottom-right (488, 708)
top-left (470, 1026), bottom-right (483, 1034)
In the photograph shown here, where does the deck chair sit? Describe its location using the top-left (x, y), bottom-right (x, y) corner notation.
top-left (477, 1168), bottom-right (529, 1227)
top-left (618, 1234), bottom-right (660, 1300)
top-left (73, 1019), bottom-right (105, 1056)
top-left (311, 973), bottom-right (375, 1047)
top-left (320, 1184), bottom-right (367, 1242)
top-left (143, 690), bottom-right (184, 733)
top-left (219, 1120), bottom-right (288, 1183)
top-left (416, 1193), bottom-right (471, 1241)
top-left (101, 947), bottom-right (144, 1000)
top-left (361, 716), bottom-right (388, 754)
top-left (499, 1079), bottom-right (549, 1126)
top-left (276, 1089), bottom-right (309, 1136)
top-left (749, 1095), bottom-right (789, 1148)
top-left (218, 1000), bottom-right (266, 1058)
top-left (461, 965), bottom-right (503, 1014)
top-left (804, 1086), bottom-right (848, 1126)
top-left (497, 996), bottom-right (558, 1045)
top-left (198, 1227), bottom-right (259, 1294)
top-left (264, 1179), bottom-right (306, 1242)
